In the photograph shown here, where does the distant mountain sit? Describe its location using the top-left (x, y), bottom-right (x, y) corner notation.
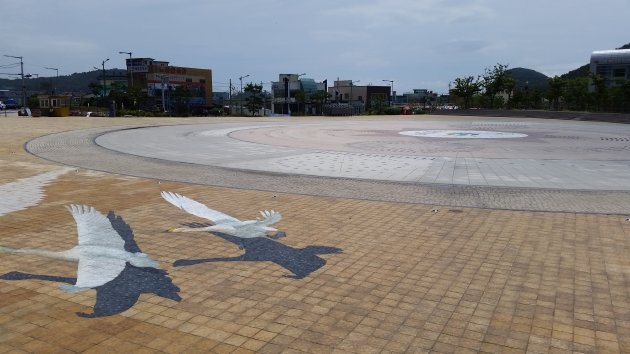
top-left (0, 69), bottom-right (124, 94)
top-left (507, 67), bottom-right (549, 91)
top-left (561, 64), bottom-right (590, 80)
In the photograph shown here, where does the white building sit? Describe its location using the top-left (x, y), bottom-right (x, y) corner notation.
top-left (589, 49), bottom-right (630, 91)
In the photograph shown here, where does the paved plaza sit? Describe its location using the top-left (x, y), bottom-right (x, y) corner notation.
top-left (1, 115), bottom-right (630, 353)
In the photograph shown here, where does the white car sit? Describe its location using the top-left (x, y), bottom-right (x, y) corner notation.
top-left (0, 101), bottom-right (5, 110)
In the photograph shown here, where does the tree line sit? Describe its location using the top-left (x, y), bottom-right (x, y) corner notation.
top-left (450, 64), bottom-right (630, 113)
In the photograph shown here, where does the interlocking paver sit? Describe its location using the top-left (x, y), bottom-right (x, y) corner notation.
top-left (1, 116), bottom-right (630, 353)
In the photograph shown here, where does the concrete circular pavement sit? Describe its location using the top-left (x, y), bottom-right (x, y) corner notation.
top-left (26, 117), bottom-right (630, 214)
top-left (94, 119), bottom-right (630, 190)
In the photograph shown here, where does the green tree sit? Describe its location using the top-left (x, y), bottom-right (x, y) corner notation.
top-left (450, 76), bottom-right (481, 109)
top-left (88, 81), bottom-right (106, 107)
top-left (294, 90), bottom-right (306, 115)
top-left (562, 77), bottom-right (589, 111)
top-left (244, 83), bottom-right (263, 116)
top-left (509, 87), bottom-right (526, 109)
top-left (309, 90), bottom-right (330, 115)
top-left (610, 81), bottom-right (630, 113)
top-left (168, 85), bottom-right (192, 116)
top-left (88, 81), bottom-right (102, 97)
top-left (40, 81), bottom-right (53, 94)
top-left (547, 76), bottom-right (565, 110)
top-left (481, 63), bottom-right (511, 108)
top-left (589, 73), bottom-right (608, 112)
top-left (108, 81), bottom-right (129, 110)
top-left (503, 76), bottom-right (516, 108)
top-left (369, 93), bottom-right (387, 113)
top-left (126, 86), bottom-right (145, 110)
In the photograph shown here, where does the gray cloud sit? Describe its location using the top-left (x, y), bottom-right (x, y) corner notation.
top-left (0, 0), bottom-right (628, 93)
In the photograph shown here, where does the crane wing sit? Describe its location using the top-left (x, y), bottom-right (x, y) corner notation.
top-left (0, 169), bottom-right (69, 217)
top-left (75, 255), bottom-right (126, 288)
top-left (256, 210), bottom-right (282, 226)
top-left (161, 191), bottom-right (239, 224)
top-left (65, 204), bottom-right (125, 249)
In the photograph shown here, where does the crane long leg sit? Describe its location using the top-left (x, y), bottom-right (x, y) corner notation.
top-left (173, 255), bottom-right (246, 267)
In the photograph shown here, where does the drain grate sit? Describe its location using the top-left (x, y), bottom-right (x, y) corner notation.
top-left (600, 137), bottom-right (630, 141)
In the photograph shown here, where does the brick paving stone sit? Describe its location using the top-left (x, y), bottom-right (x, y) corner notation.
top-left (0, 116), bottom-right (629, 353)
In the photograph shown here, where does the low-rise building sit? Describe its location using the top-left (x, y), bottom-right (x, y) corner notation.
top-left (400, 89), bottom-right (440, 106)
top-left (125, 58), bottom-right (213, 111)
top-left (328, 80), bottom-right (391, 113)
top-left (271, 74), bottom-right (326, 115)
top-left (38, 94), bottom-right (72, 116)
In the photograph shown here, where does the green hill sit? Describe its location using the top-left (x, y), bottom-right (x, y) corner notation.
top-left (561, 64), bottom-right (590, 80)
top-left (0, 69), bottom-right (124, 94)
top-left (507, 67), bottom-right (549, 91)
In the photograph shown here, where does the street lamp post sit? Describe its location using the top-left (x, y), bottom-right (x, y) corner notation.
top-left (118, 51), bottom-right (133, 89)
top-left (44, 67), bottom-right (58, 94)
top-left (100, 59), bottom-right (109, 107)
top-left (350, 80), bottom-right (360, 115)
top-left (239, 74), bottom-right (249, 116)
top-left (382, 79), bottom-right (394, 105)
top-left (283, 77), bottom-right (289, 115)
top-left (297, 73), bottom-right (306, 114)
top-left (4, 54), bottom-right (25, 113)
top-left (156, 75), bottom-right (169, 112)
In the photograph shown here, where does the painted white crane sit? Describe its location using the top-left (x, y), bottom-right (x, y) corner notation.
top-left (0, 204), bottom-right (160, 292)
top-left (0, 169), bottom-right (70, 217)
top-left (161, 191), bottom-right (282, 238)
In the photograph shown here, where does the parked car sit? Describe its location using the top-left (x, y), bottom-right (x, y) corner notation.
top-left (0, 101), bottom-right (5, 110)
top-left (4, 98), bottom-right (18, 109)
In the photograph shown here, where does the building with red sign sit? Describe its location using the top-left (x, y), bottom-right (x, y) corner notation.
top-left (125, 58), bottom-right (213, 110)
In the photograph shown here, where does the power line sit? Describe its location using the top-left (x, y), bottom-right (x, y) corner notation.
top-left (0, 63), bottom-right (20, 69)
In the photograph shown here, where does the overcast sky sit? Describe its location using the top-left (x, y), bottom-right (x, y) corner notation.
top-left (1, 0), bottom-right (628, 94)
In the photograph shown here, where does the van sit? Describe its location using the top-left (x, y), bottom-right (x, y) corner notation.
top-left (4, 98), bottom-right (18, 109)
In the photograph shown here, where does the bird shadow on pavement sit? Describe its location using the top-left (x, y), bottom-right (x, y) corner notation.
top-left (0, 211), bottom-right (181, 318)
top-left (173, 223), bottom-right (342, 279)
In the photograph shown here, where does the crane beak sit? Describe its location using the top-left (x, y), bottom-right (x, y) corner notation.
top-left (168, 227), bottom-right (204, 233)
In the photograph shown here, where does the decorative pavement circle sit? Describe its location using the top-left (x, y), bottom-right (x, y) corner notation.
top-left (25, 118), bottom-right (630, 213)
top-left (398, 130), bottom-right (528, 139)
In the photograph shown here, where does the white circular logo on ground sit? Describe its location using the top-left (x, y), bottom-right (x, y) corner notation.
top-left (399, 130), bottom-right (527, 139)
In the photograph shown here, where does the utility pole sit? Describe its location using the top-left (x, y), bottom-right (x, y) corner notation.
top-left (94, 60), bottom-right (109, 108)
top-left (119, 51), bottom-right (133, 89)
top-left (350, 80), bottom-right (360, 115)
top-left (4, 55), bottom-right (25, 113)
top-left (261, 81), bottom-right (265, 116)
top-left (101, 58), bottom-right (109, 106)
top-left (228, 78), bottom-right (232, 115)
top-left (157, 75), bottom-right (169, 112)
top-left (297, 73), bottom-right (306, 114)
top-left (239, 74), bottom-right (249, 116)
top-left (382, 79), bottom-right (394, 105)
top-left (283, 77), bottom-right (289, 115)
top-left (94, 58), bottom-right (109, 107)
top-left (44, 67), bottom-right (58, 94)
